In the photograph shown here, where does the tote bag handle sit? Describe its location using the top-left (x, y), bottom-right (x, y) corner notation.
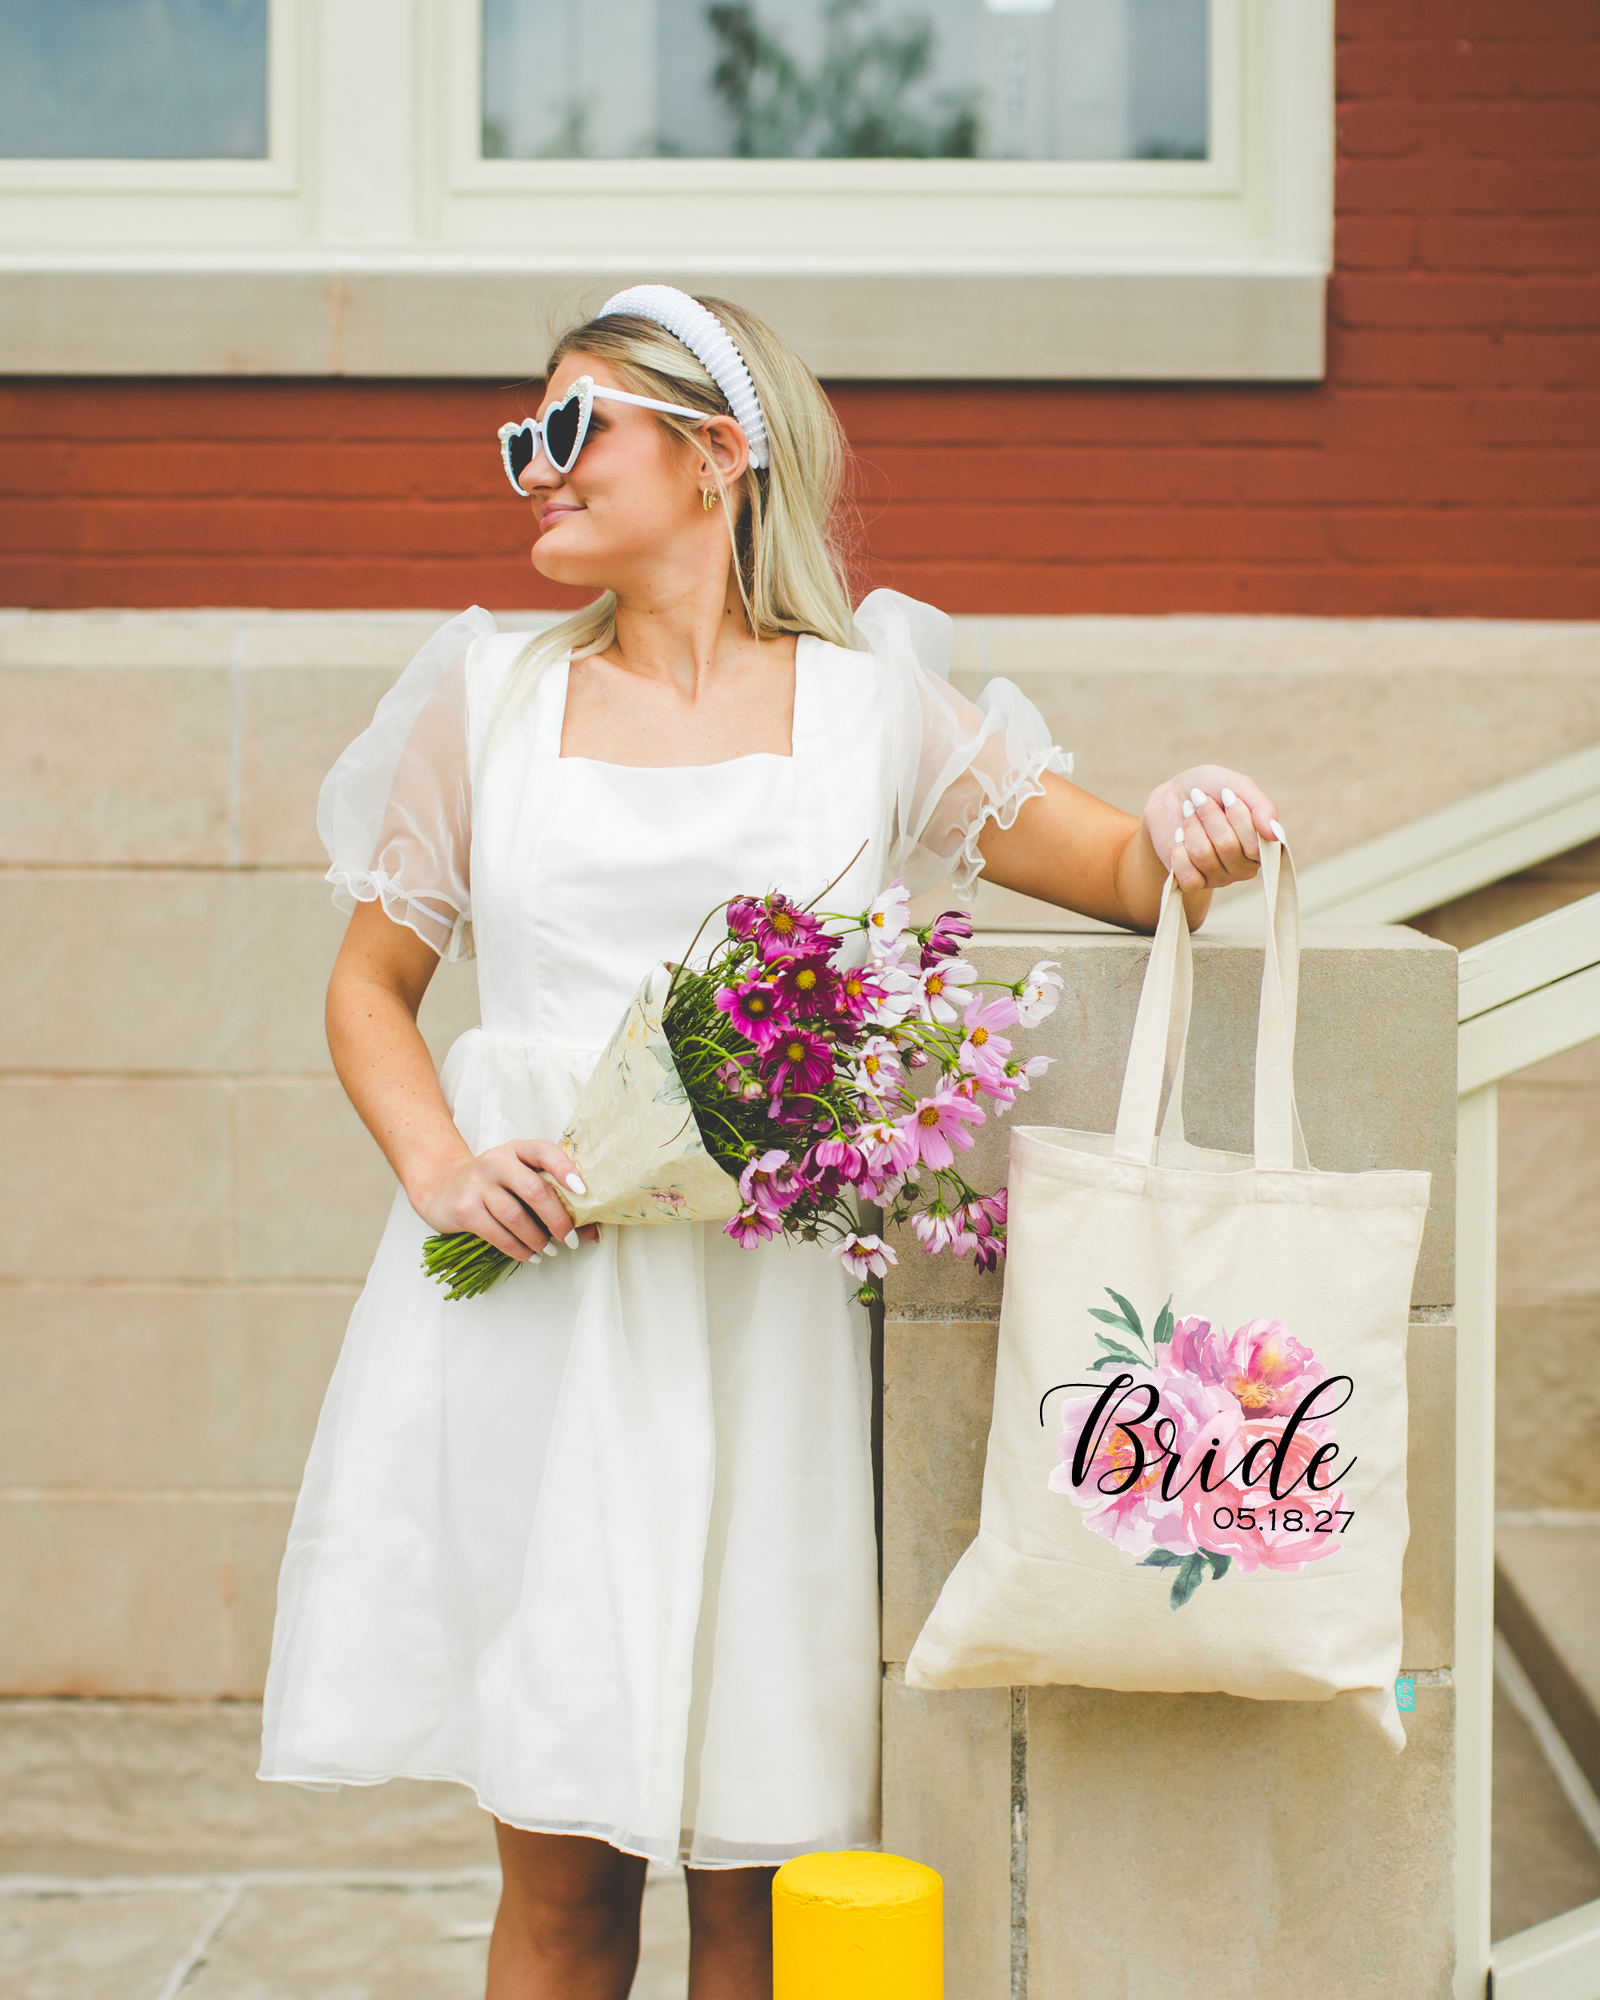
top-left (1112, 840), bottom-right (1309, 1172)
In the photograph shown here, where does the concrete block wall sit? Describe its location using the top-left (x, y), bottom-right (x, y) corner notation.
top-left (880, 929), bottom-right (1461, 1999)
top-left (0, 611), bottom-right (494, 1696)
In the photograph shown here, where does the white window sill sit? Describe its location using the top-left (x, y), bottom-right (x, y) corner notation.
top-left (0, 256), bottom-right (1324, 380)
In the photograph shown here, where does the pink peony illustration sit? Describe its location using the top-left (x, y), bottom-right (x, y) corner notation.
top-left (1047, 1288), bottom-right (1354, 1609)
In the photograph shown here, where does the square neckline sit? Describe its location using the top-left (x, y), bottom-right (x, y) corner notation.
top-left (553, 635), bottom-right (813, 772)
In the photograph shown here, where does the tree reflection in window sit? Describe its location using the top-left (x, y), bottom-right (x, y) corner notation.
top-left (481, 0), bottom-right (1206, 164)
top-left (706, 0), bottom-right (976, 159)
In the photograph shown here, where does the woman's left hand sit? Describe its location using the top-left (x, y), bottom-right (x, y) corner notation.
top-left (1143, 766), bottom-right (1281, 904)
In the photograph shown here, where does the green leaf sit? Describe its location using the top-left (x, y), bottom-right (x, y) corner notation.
top-left (1088, 1308), bottom-right (1141, 1337)
top-left (1169, 1553), bottom-right (1207, 1610)
top-left (1092, 1349), bottom-right (1143, 1372)
top-left (1104, 1290), bottom-right (1146, 1341)
top-left (1202, 1551), bottom-right (1231, 1581)
top-left (1153, 1296), bottom-right (1174, 1347)
top-left (1140, 1549), bottom-right (1183, 1570)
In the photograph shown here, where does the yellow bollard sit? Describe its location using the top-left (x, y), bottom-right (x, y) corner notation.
top-left (772, 1850), bottom-right (943, 1999)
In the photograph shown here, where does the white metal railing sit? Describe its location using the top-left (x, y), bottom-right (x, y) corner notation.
top-left (1210, 740), bottom-right (1600, 930)
top-left (1454, 893), bottom-right (1600, 2000)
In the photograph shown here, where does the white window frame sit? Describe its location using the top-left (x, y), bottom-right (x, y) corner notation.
top-left (0, 0), bottom-right (1332, 379)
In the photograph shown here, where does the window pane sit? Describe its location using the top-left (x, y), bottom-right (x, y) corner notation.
top-left (0, 0), bottom-right (268, 159)
top-left (482, 0), bottom-right (1205, 161)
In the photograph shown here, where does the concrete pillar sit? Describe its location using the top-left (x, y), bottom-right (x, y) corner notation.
top-left (880, 927), bottom-right (1459, 1999)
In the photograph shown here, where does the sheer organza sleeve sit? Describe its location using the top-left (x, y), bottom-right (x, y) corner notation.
top-left (316, 607), bottom-right (498, 961)
top-left (857, 589), bottom-right (1072, 899)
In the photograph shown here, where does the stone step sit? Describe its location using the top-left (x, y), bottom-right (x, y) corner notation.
top-left (1496, 1521), bottom-right (1600, 1801)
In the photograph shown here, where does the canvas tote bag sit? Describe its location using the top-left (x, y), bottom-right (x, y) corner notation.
top-left (905, 843), bottom-right (1431, 1747)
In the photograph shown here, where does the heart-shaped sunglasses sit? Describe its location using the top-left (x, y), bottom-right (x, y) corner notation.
top-left (497, 373), bottom-right (718, 494)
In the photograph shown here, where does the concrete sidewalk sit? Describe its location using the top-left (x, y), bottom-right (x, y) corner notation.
top-left (0, 1700), bottom-right (689, 1999)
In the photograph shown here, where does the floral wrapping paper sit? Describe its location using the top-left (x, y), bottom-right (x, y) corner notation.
top-left (553, 963), bottom-right (745, 1227)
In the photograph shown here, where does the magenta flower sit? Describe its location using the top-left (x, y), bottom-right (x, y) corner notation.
top-left (810, 1133), bottom-right (866, 1178)
top-left (739, 1148), bottom-right (797, 1216)
top-left (726, 895), bottom-right (764, 940)
top-left (921, 909), bottom-right (975, 968)
top-left (715, 979), bottom-right (789, 1047)
top-left (832, 1232), bottom-right (898, 1280)
top-left (752, 894), bottom-right (826, 964)
top-left (777, 957), bottom-right (843, 1017)
top-left (969, 1188), bottom-right (1007, 1235)
top-left (725, 1203), bottom-right (783, 1248)
top-left (834, 961), bottom-right (891, 1022)
top-left (762, 1026), bottom-right (836, 1099)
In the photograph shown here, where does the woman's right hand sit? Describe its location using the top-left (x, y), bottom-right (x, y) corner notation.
top-left (413, 1139), bottom-right (600, 1261)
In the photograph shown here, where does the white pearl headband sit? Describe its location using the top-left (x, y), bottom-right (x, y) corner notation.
top-left (597, 285), bottom-right (771, 471)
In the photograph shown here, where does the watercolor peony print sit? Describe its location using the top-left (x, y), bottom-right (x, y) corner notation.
top-left (1045, 1290), bottom-right (1355, 1610)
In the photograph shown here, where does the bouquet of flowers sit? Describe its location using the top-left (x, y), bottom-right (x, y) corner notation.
top-left (422, 875), bottom-right (1062, 1301)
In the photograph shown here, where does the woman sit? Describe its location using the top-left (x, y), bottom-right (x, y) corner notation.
top-left (259, 286), bottom-right (1277, 1999)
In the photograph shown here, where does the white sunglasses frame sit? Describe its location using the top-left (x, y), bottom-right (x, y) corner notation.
top-left (497, 373), bottom-right (721, 495)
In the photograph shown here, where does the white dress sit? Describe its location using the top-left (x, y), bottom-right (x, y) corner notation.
top-left (258, 590), bottom-right (1067, 1867)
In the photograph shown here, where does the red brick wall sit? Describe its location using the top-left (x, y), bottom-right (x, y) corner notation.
top-left (2, 0), bottom-right (1597, 617)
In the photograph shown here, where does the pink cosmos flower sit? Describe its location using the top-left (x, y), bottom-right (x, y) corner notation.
top-left (761, 1026), bottom-right (836, 1099)
top-left (714, 979), bottom-right (789, 1048)
top-left (859, 1117), bottom-right (919, 1177)
top-left (918, 958), bottom-right (977, 1026)
top-left (960, 995), bottom-right (1017, 1080)
top-left (911, 1205), bottom-right (964, 1253)
top-left (901, 1088), bottom-right (985, 1170)
top-left (725, 1203), bottom-right (783, 1247)
top-left (852, 1035), bottom-right (901, 1097)
top-left (1015, 959), bottom-right (1064, 1027)
top-left (832, 1232), bottom-right (898, 1280)
top-left (1163, 1316), bottom-right (1328, 1418)
top-left (921, 909), bottom-right (975, 967)
top-left (866, 880), bottom-right (911, 953)
top-left (1001, 1054), bottom-right (1052, 1096)
top-left (726, 895), bottom-right (764, 940)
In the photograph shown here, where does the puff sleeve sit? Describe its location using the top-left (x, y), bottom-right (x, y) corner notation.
top-left (858, 590), bottom-right (1072, 900)
top-left (316, 606), bottom-right (498, 961)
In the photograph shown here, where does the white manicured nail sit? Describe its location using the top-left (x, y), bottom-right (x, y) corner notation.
top-left (563, 1230), bottom-right (580, 1249)
top-left (565, 1173), bottom-right (587, 1194)
top-left (1190, 787), bottom-right (1207, 807)
top-left (1221, 787), bottom-right (1238, 808)
top-left (1270, 819), bottom-right (1287, 844)
top-left (1173, 829), bottom-right (1185, 847)
top-left (541, 1242), bottom-right (559, 1258)
top-left (1181, 799), bottom-right (1195, 818)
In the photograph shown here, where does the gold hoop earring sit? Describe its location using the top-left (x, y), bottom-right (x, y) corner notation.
top-left (702, 488), bottom-right (719, 511)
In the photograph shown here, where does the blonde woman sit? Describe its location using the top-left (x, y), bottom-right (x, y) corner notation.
top-left (259, 287), bottom-right (1278, 1999)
